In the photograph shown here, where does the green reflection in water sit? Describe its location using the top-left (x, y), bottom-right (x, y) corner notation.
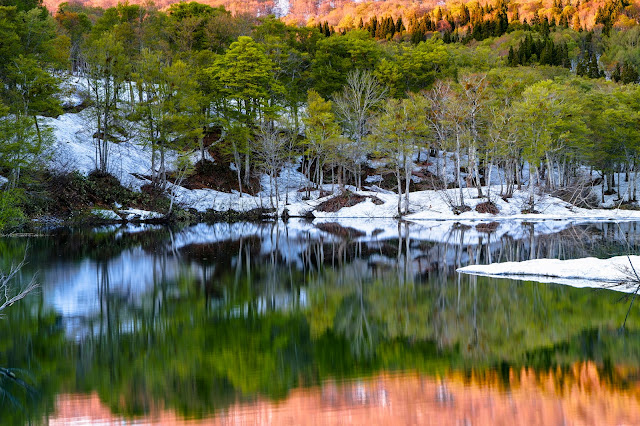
top-left (0, 222), bottom-right (639, 424)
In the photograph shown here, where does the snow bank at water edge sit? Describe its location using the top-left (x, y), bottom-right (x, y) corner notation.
top-left (457, 256), bottom-right (640, 293)
top-left (285, 186), bottom-right (640, 221)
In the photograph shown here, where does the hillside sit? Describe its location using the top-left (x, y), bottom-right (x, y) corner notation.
top-left (44, 0), bottom-right (640, 30)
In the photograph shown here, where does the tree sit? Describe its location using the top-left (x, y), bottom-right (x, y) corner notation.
top-left (6, 55), bottom-right (61, 143)
top-left (206, 36), bottom-right (283, 194)
top-left (255, 123), bottom-right (286, 209)
top-left (400, 38), bottom-right (455, 93)
top-left (510, 80), bottom-right (583, 208)
top-left (460, 73), bottom-right (488, 198)
top-left (311, 30), bottom-right (382, 97)
top-left (84, 30), bottom-right (128, 174)
top-left (333, 69), bottom-right (387, 190)
top-left (0, 6), bottom-right (60, 189)
top-left (0, 111), bottom-right (51, 189)
top-left (422, 81), bottom-right (453, 192)
top-left (582, 84), bottom-right (640, 202)
top-left (55, 3), bottom-right (92, 73)
top-left (302, 90), bottom-right (342, 191)
top-left (371, 97), bottom-right (427, 215)
top-left (134, 50), bottom-right (204, 191)
top-left (0, 254), bottom-right (37, 313)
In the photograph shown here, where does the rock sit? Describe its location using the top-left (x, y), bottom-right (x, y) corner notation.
top-left (91, 209), bottom-right (121, 220)
top-left (118, 208), bottom-right (163, 221)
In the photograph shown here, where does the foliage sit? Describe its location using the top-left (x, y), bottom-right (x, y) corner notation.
top-left (0, 190), bottom-right (25, 231)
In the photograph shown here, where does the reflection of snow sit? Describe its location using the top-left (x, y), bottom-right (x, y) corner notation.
top-left (33, 219), bottom-right (640, 339)
top-left (458, 255), bottom-right (640, 293)
top-left (44, 246), bottom-right (187, 318)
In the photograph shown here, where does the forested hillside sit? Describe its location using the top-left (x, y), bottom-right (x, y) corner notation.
top-left (36, 0), bottom-right (640, 32)
top-left (2, 0), bottom-right (640, 229)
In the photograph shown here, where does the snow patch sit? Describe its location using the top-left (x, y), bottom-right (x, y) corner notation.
top-left (118, 208), bottom-right (163, 221)
top-left (457, 255), bottom-right (640, 293)
top-left (91, 209), bottom-right (121, 220)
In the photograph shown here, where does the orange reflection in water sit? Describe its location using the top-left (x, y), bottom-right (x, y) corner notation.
top-left (49, 362), bottom-right (640, 426)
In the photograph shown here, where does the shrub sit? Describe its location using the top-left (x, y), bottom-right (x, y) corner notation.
top-left (0, 190), bottom-right (25, 232)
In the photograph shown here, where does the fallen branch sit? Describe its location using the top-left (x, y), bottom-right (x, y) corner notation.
top-left (0, 253), bottom-right (38, 316)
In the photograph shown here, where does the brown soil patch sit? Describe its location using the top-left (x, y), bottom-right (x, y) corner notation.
top-left (37, 171), bottom-right (169, 218)
top-left (181, 159), bottom-right (260, 195)
top-left (475, 201), bottom-right (500, 215)
top-left (411, 170), bottom-right (447, 190)
top-left (315, 191), bottom-right (366, 212)
top-left (453, 205), bottom-right (472, 215)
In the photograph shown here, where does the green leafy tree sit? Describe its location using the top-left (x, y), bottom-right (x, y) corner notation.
top-left (0, 6), bottom-right (60, 191)
top-left (206, 36), bottom-right (283, 193)
top-left (302, 90), bottom-right (342, 190)
top-left (134, 49), bottom-right (204, 191)
top-left (511, 80), bottom-right (584, 208)
top-left (311, 30), bottom-right (382, 98)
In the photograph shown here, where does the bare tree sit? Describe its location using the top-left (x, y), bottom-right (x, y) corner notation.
top-left (0, 254), bottom-right (38, 316)
top-left (333, 69), bottom-right (387, 190)
top-left (255, 123), bottom-right (287, 209)
top-left (423, 81), bottom-right (453, 190)
top-left (371, 98), bottom-right (425, 215)
top-left (460, 74), bottom-right (488, 198)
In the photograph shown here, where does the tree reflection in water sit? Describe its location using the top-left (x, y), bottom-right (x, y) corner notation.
top-left (0, 220), bottom-right (639, 423)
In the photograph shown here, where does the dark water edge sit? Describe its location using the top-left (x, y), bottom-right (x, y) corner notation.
top-left (1, 219), bottom-right (640, 424)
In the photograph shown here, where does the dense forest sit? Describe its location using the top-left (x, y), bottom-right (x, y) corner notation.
top-left (2, 0), bottom-right (640, 228)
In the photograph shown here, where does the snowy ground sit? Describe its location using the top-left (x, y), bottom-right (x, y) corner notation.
top-left (458, 256), bottom-right (640, 294)
top-left (41, 76), bottom-right (640, 220)
top-left (284, 185), bottom-right (640, 221)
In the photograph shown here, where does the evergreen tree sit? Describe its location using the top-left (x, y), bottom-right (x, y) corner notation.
top-left (621, 62), bottom-right (639, 84)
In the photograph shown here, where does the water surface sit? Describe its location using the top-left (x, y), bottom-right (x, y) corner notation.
top-left (2, 219), bottom-right (640, 425)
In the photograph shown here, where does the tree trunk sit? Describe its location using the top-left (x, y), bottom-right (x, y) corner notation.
top-left (470, 145), bottom-right (483, 198)
top-left (233, 145), bottom-right (243, 197)
top-left (396, 164), bottom-right (402, 216)
top-left (455, 132), bottom-right (464, 206)
top-left (528, 165), bottom-right (536, 209)
top-left (244, 152), bottom-right (250, 187)
top-left (404, 154), bottom-right (411, 215)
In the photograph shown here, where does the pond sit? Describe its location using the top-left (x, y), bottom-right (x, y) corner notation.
top-left (2, 219), bottom-right (640, 425)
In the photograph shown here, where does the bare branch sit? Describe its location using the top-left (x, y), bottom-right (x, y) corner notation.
top-left (0, 253), bottom-right (39, 315)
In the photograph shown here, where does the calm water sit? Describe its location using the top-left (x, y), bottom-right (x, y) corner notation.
top-left (2, 219), bottom-right (640, 425)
